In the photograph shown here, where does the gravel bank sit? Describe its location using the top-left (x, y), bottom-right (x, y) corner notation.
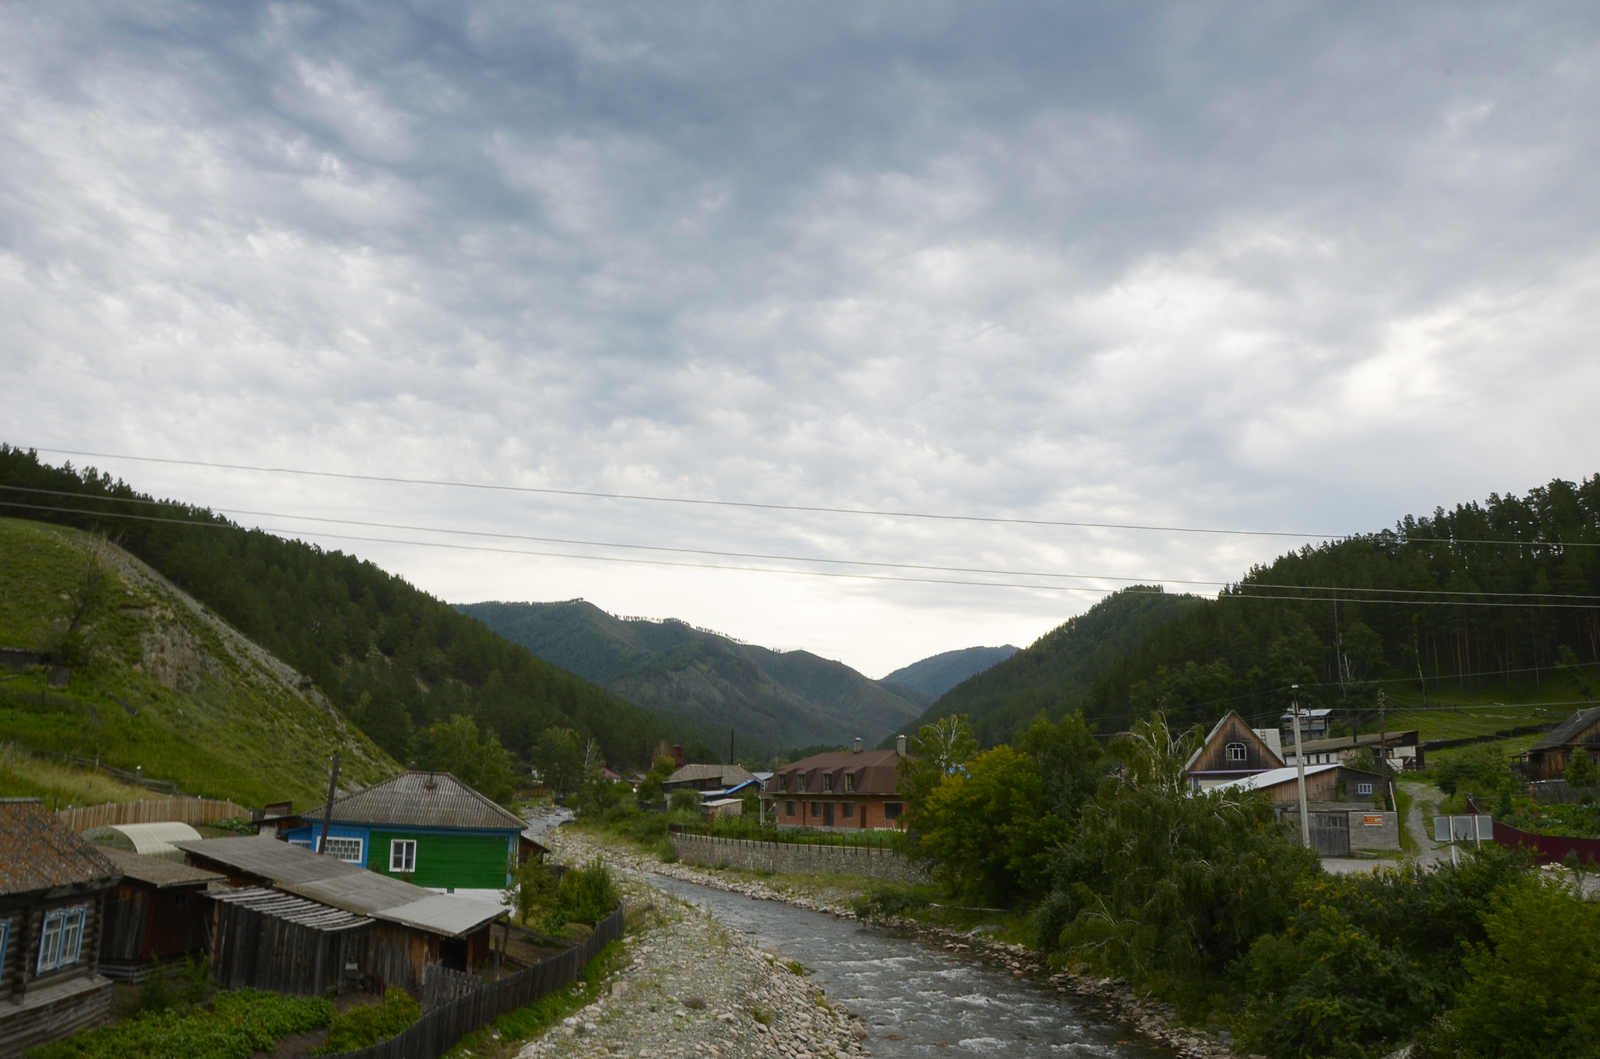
top-left (540, 827), bottom-right (1240, 1059)
top-left (514, 867), bottom-right (865, 1059)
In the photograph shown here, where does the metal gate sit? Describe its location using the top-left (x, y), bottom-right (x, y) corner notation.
top-left (1308, 812), bottom-right (1350, 856)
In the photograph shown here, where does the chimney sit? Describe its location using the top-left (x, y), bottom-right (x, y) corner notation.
top-left (895, 734), bottom-right (907, 756)
top-left (852, 737), bottom-right (863, 753)
top-left (671, 744), bottom-right (684, 767)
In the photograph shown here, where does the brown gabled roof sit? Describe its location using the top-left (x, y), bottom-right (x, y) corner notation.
top-left (101, 847), bottom-right (222, 889)
top-left (1532, 708), bottom-right (1600, 752)
top-left (0, 798), bottom-right (120, 896)
top-left (312, 771), bottom-right (525, 831)
top-left (768, 749), bottom-right (907, 797)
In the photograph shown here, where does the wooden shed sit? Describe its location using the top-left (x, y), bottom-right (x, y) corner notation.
top-left (1525, 707), bottom-right (1600, 781)
top-left (206, 887), bottom-right (372, 997)
top-left (97, 848), bottom-right (221, 981)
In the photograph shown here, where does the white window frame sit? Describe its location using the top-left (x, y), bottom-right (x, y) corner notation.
top-left (390, 839), bottom-right (417, 873)
top-left (322, 836), bottom-right (365, 863)
top-left (288, 839), bottom-right (313, 849)
top-left (1225, 742), bottom-right (1247, 762)
top-left (1357, 783), bottom-right (1374, 795)
top-left (36, 906), bottom-right (85, 974)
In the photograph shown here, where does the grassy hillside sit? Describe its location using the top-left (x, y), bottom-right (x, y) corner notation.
top-left (0, 447), bottom-right (682, 771)
top-left (899, 587), bottom-right (1206, 745)
top-left (457, 600), bottom-right (926, 753)
top-left (881, 645), bottom-right (1021, 699)
top-left (0, 517), bottom-right (396, 806)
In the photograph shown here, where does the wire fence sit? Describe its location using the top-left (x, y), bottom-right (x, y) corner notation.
top-left (324, 902), bottom-right (625, 1059)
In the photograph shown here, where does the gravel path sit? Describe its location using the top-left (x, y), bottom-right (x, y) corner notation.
top-left (515, 834), bottom-right (866, 1059)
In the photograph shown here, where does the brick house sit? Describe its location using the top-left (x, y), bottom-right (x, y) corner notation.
top-left (0, 799), bottom-right (122, 1059)
top-left (764, 736), bottom-right (911, 830)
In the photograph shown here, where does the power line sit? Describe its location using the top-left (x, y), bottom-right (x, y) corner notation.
top-left (8, 485), bottom-right (1600, 604)
top-left (32, 445), bottom-right (1599, 548)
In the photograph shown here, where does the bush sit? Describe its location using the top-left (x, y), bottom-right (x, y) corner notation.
top-left (669, 789), bottom-right (700, 812)
top-left (318, 988), bottom-right (419, 1054)
top-left (852, 885), bottom-right (931, 921)
top-left (556, 859), bottom-right (621, 925)
top-left (30, 990), bottom-right (333, 1059)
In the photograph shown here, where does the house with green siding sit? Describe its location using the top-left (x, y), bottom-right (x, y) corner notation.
top-left (282, 772), bottom-right (530, 902)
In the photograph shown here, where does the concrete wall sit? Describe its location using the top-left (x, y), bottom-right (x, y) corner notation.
top-left (1346, 810), bottom-right (1400, 851)
top-left (669, 834), bottom-right (930, 883)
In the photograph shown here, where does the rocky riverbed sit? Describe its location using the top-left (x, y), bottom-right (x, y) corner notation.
top-left (534, 827), bottom-right (1242, 1059)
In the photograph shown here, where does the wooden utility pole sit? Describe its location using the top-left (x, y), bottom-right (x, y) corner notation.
top-left (317, 752), bottom-right (340, 855)
top-left (1378, 688), bottom-right (1392, 810)
top-left (1291, 686), bottom-right (1310, 849)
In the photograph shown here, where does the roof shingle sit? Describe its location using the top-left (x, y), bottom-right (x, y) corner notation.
top-left (312, 772), bottom-right (525, 831)
top-left (0, 798), bottom-right (120, 896)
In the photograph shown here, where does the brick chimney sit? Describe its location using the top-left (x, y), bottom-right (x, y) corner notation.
top-left (671, 744), bottom-right (684, 767)
top-left (852, 737), bottom-right (863, 753)
top-left (895, 734), bottom-right (907, 756)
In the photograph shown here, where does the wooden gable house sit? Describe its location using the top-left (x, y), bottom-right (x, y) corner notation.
top-left (0, 799), bottom-right (121, 1059)
top-left (1525, 706), bottom-right (1600, 781)
top-left (1186, 711), bottom-right (1286, 790)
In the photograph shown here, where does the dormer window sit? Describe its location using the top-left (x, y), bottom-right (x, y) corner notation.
top-left (797, 774), bottom-right (807, 794)
top-left (844, 772), bottom-right (855, 793)
top-left (823, 773), bottom-right (833, 793)
top-left (1225, 742), bottom-right (1247, 762)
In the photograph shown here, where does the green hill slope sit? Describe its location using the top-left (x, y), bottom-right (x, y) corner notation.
top-left (0, 516), bottom-right (396, 806)
top-left (881, 645), bottom-right (1021, 699)
top-left (900, 587), bottom-right (1206, 745)
top-left (457, 600), bottom-right (926, 753)
top-left (0, 447), bottom-right (684, 772)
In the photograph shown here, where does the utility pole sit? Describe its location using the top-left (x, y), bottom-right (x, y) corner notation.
top-left (1291, 686), bottom-right (1310, 850)
top-left (1378, 688), bottom-right (1391, 811)
top-left (317, 752), bottom-right (340, 855)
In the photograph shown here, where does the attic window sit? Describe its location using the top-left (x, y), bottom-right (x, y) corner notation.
top-left (822, 773), bottom-right (833, 793)
top-left (797, 774), bottom-right (807, 794)
top-left (844, 772), bottom-right (855, 793)
top-left (1225, 742), bottom-right (1247, 762)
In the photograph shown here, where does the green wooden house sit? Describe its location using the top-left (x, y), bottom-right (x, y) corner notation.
top-left (283, 772), bottom-right (531, 900)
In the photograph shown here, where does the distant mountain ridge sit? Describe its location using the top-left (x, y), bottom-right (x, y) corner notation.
top-left (456, 600), bottom-right (926, 754)
top-left (881, 645), bottom-right (1020, 698)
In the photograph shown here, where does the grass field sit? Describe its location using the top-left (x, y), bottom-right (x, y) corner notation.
top-left (0, 517), bottom-right (396, 808)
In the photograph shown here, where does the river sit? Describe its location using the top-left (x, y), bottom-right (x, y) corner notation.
top-left (647, 873), bottom-right (1173, 1058)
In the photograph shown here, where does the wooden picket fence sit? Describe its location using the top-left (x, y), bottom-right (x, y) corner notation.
top-left (326, 903), bottom-right (626, 1059)
top-left (56, 796), bottom-right (251, 831)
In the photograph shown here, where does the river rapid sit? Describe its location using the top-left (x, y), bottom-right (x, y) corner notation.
top-left (647, 873), bottom-right (1173, 1059)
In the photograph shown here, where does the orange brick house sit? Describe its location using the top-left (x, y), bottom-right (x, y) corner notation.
top-left (763, 736), bottom-right (911, 830)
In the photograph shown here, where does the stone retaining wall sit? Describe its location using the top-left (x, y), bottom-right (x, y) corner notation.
top-left (669, 833), bottom-right (930, 883)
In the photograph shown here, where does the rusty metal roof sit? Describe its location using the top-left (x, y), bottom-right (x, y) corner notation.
top-left (101, 847), bottom-right (222, 889)
top-left (209, 886), bottom-right (373, 932)
top-left (311, 771), bottom-right (525, 831)
top-left (0, 798), bottom-right (120, 896)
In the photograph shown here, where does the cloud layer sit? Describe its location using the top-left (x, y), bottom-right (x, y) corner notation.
top-left (5, 1), bottom-right (1599, 674)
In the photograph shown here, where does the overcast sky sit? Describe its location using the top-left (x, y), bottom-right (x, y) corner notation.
top-left (5, 2), bottom-right (1599, 677)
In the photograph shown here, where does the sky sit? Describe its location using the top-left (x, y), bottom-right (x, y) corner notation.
top-left (4, 1), bottom-right (1599, 678)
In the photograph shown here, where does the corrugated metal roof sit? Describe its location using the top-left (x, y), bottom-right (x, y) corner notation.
top-left (1210, 764), bottom-right (1342, 791)
top-left (176, 835), bottom-right (351, 884)
top-left (101, 847), bottom-right (222, 888)
top-left (0, 798), bottom-right (120, 896)
top-left (209, 886), bottom-right (373, 932)
top-left (176, 835), bottom-right (502, 937)
top-left (84, 822), bottom-right (204, 862)
top-left (1532, 707), bottom-right (1600, 751)
top-left (310, 771), bottom-right (525, 831)
top-left (666, 764), bottom-right (756, 787)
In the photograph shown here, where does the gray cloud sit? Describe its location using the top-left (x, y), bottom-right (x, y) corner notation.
top-left (4, 1), bottom-right (1599, 672)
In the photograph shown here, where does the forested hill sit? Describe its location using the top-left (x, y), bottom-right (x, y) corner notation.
top-left (0, 446), bottom-right (676, 770)
top-left (917, 476), bottom-right (1600, 746)
top-left (880, 645), bottom-right (1020, 699)
top-left (457, 599), bottom-right (926, 754)
top-left (900, 588), bottom-right (1205, 745)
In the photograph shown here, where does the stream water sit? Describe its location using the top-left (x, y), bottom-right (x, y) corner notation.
top-left (647, 873), bottom-right (1173, 1059)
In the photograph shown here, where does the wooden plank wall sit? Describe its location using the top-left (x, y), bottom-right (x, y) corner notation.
top-left (56, 798), bottom-right (251, 831)
top-left (325, 903), bottom-right (625, 1059)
